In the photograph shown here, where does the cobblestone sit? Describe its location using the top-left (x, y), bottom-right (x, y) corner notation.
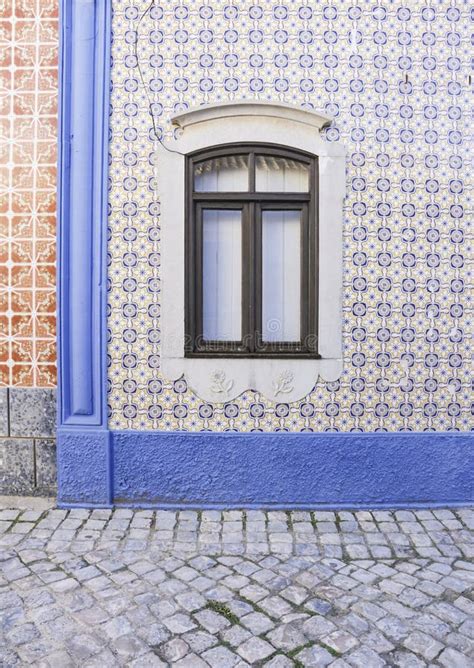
top-left (0, 502), bottom-right (472, 666)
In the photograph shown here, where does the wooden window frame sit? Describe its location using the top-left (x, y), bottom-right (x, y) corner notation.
top-left (185, 143), bottom-right (319, 359)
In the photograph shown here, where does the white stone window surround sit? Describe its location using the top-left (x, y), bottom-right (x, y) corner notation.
top-left (158, 101), bottom-right (346, 403)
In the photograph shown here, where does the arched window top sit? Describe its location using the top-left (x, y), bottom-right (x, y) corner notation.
top-left (172, 100), bottom-right (332, 132)
top-left (163, 100), bottom-right (344, 161)
top-left (190, 143), bottom-right (315, 194)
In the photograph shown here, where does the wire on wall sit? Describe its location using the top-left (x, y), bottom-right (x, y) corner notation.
top-left (134, 0), bottom-right (184, 155)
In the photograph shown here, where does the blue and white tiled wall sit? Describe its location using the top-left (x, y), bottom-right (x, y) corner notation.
top-left (107, 1), bottom-right (471, 433)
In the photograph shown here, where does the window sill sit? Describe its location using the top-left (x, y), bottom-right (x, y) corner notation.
top-left (162, 356), bottom-right (343, 403)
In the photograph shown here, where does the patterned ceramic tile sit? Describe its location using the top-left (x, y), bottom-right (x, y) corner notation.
top-left (104, 1), bottom-right (468, 432)
top-left (0, 0), bottom-right (58, 387)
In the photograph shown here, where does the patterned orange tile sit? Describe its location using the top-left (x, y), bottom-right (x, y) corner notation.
top-left (12, 141), bottom-right (35, 163)
top-left (0, 218), bottom-right (8, 238)
top-left (0, 291), bottom-right (9, 312)
top-left (0, 48), bottom-right (11, 67)
top-left (12, 166), bottom-right (34, 189)
top-left (12, 338), bottom-right (33, 362)
top-left (38, 68), bottom-right (57, 91)
top-left (14, 21), bottom-right (37, 43)
top-left (38, 43), bottom-right (58, 68)
top-left (35, 191), bottom-right (55, 213)
top-left (12, 117), bottom-right (35, 140)
top-left (37, 141), bottom-right (57, 164)
top-left (0, 364), bottom-right (9, 384)
top-left (36, 314), bottom-right (55, 338)
top-left (0, 92), bottom-right (10, 115)
top-left (10, 289), bottom-right (33, 312)
top-left (36, 339), bottom-right (55, 362)
top-left (13, 69), bottom-right (36, 92)
top-left (15, 0), bottom-right (58, 19)
top-left (11, 364), bottom-right (33, 386)
top-left (11, 191), bottom-right (33, 213)
top-left (36, 364), bottom-right (56, 386)
top-left (11, 240), bottom-right (33, 263)
top-left (0, 241), bottom-right (8, 263)
top-left (35, 239), bottom-right (55, 263)
top-left (10, 264), bottom-right (32, 289)
top-left (14, 44), bottom-right (34, 68)
top-left (36, 116), bottom-right (57, 140)
top-left (0, 118), bottom-right (9, 142)
top-left (36, 214), bottom-right (56, 238)
top-left (0, 67), bottom-right (10, 91)
top-left (11, 215), bottom-right (33, 238)
top-left (0, 166), bottom-right (9, 190)
top-left (0, 142), bottom-right (9, 164)
top-left (37, 91), bottom-right (57, 115)
top-left (36, 165), bottom-right (56, 189)
top-left (13, 92), bottom-right (36, 115)
top-left (0, 21), bottom-right (13, 43)
top-left (35, 264), bottom-right (55, 288)
top-left (35, 290), bottom-right (55, 313)
top-left (0, 341), bottom-right (8, 363)
top-left (0, 268), bottom-right (9, 289)
top-left (2, 1), bottom-right (58, 387)
top-left (11, 314), bottom-right (33, 338)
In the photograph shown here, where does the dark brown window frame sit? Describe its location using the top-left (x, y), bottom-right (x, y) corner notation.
top-left (185, 143), bottom-right (319, 359)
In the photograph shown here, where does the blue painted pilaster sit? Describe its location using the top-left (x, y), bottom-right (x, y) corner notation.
top-left (57, 0), bottom-right (112, 505)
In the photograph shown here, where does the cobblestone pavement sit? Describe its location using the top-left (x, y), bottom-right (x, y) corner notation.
top-left (1, 501), bottom-right (473, 667)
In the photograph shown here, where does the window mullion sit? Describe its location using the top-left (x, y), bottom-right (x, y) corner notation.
top-left (300, 204), bottom-right (310, 351)
top-left (249, 152), bottom-right (256, 193)
top-left (253, 202), bottom-right (262, 354)
top-left (242, 202), bottom-right (254, 354)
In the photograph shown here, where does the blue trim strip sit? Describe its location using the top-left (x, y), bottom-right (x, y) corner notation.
top-left (57, 430), bottom-right (473, 509)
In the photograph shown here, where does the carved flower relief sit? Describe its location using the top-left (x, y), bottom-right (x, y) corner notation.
top-left (273, 370), bottom-right (294, 396)
top-left (210, 370), bottom-right (234, 396)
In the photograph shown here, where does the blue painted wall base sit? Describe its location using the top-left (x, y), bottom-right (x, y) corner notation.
top-left (57, 429), bottom-right (112, 506)
top-left (57, 430), bottom-right (473, 509)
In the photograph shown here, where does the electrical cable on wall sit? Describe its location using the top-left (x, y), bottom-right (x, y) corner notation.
top-left (134, 0), bottom-right (184, 155)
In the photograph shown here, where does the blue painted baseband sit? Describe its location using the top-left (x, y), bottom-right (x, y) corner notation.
top-left (57, 429), bottom-right (112, 506)
top-left (57, 430), bottom-right (473, 509)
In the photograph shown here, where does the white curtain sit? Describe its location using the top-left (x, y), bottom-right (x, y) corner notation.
top-left (256, 155), bottom-right (309, 192)
top-left (262, 210), bottom-right (301, 342)
top-left (194, 156), bottom-right (248, 192)
top-left (202, 209), bottom-right (242, 341)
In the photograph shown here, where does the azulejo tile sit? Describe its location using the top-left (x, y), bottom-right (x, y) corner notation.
top-left (107, 1), bottom-right (470, 433)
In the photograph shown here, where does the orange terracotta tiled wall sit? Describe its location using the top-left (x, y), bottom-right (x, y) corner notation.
top-left (0, 0), bottom-right (58, 387)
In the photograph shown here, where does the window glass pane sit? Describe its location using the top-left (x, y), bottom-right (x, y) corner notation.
top-left (202, 209), bottom-right (242, 341)
top-left (194, 155), bottom-right (249, 192)
top-left (256, 155), bottom-right (309, 192)
top-left (262, 210), bottom-right (301, 342)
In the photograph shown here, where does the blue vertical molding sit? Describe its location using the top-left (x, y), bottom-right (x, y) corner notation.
top-left (57, 0), bottom-right (112, 505)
